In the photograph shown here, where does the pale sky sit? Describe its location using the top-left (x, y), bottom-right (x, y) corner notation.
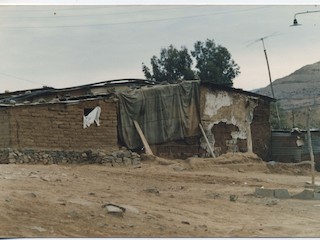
top-left (1, 1), bottom-right (320, 92)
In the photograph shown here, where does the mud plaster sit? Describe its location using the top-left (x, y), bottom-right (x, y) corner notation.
top-left (201, 90), bottom-right (257, 156)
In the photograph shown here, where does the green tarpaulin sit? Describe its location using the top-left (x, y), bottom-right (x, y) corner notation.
top-left (117, 81), bottom-right (201, 149)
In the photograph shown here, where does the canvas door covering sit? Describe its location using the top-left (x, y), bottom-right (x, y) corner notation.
top-left (117, 80), bottom-right (201, 149)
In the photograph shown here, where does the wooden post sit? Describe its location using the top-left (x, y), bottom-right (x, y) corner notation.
top-left (306, 108), bottom-right (315, 186)
top-left (132, 120), bottom-right (153, 155)
top-left (247, 123), bottom-right (253, 153)
top-left (246, 109), bottom-right (253, 153)
top-left (199, 123), bottom-right (215, 158)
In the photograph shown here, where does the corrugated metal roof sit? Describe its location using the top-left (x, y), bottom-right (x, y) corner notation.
top-left (201, 81), bottom-right (275, 102)
top-left (0, 79), bottom-right (274, 106)
top-left (0, 78), bottom-right (157, 105)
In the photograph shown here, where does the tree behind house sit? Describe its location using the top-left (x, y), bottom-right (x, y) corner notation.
top-left (142, 39), bottom-right (240, 86)
top-left (142, 45), bottom-right (195, 83)
top-left (191, 39), bottom-right (240, 86)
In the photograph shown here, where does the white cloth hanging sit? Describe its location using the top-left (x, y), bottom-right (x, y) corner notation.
top-left (83, 106), bottom-right (101, 129)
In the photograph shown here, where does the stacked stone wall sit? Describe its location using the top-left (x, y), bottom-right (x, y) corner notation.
top-left (0, 148), bottom-right (141, 166)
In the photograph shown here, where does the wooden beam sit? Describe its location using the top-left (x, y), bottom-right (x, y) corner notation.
top-left (199, 123), bottom-right (215, 158)
top-left (132, 120), bottom-right (154, 155)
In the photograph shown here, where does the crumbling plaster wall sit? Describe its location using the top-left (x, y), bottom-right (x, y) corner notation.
top-left (200, 86), bottom-right (258, 157)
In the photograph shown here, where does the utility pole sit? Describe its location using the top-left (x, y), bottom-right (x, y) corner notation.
top-left (260, 37), bottom-right (281, 129)
top-left (246, 33), bottom-right (281, 128)
top-left (292, 109), bottom-right (295, 128)
top-left (306, 107), bottom-right (315, 186)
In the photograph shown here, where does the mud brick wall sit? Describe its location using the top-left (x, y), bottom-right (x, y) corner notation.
top-left (251, 99), bottom-right (272, 161)
top-left (6, 99), bottom-right (118, 151)
top-left (151, 136), bottom-right (203, 159)
top-left (0, 108), bottom-right (10, 148)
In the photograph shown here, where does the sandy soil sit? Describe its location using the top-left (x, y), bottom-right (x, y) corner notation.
top-left (1, 152), bottom-right (319, 237)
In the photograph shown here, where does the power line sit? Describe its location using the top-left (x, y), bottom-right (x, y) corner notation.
top-left (0, 6), bottom-right (199, 19)
top-left (0, 72), bottom-right (46, 86)
top-left (0, 5), bottom-right (121, 13)
top-left (0, 6), bottom-right (272, 29)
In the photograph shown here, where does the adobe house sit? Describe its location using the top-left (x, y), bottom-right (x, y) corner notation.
top-left (123, 81), bottom-right (273, 160)
top-left (0, 79), bottom-right (273, 162)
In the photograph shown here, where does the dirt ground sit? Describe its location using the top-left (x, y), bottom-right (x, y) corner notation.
top-left (1, 152), bottom-right (320, 237)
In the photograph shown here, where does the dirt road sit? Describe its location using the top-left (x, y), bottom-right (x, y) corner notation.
top-left (1, 152), bottom-right (319, 237)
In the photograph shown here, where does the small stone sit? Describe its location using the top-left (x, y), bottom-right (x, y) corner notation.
top-left (123, 150), bottom-right (131, 158)
top-left (104, 156), bottom-right (114, 162)
top-left (199, 224), bottom-right (207, 229)
top-left (116, 151), bottom-right (125, 159)
top-left (10, 152), bottom-right (17, 157)
top-left (123, 157), bottom-right (131, 166)
top-left (40, 176), bottom-right (49, 181)
top-left (8, 158), bottom-right (16, 164)
top-left (131, 152), bottom-right (140, 158)
top-left (265, 199), bottom-right (279, 206)
top-left (229, 194), bottom-right (238, 202)
top-left (103, 204), bottom-right (125, 217)
top-left (31, 226), bottom-right (47, 232)
top-left (145, 187), bottom-right (160, 195)
top-left (68, 210), bottom-right (79, 218)
top-left (181, 221), bottom-right (190, 225)
top-left (173, 166), bottom-right (185, 172)
top-left (132, 158), bottom-right (141, 165)
top-left (99, 152), bottom-right (106, 157)
top-left (23, 157), bottom-right (29, 163)
top-left (26, 192), bottom-right (37, 198)
top-left (206, 193), bottom-right (220, 199)
top-left (120, 204), bottom-right (139, 214)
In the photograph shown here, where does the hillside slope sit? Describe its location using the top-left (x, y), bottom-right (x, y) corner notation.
top-left (254, 61), bottom-right (320, 128)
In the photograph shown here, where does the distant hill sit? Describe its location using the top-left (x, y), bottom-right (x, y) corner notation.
top-left (253, 61), bottom-right (320, 129)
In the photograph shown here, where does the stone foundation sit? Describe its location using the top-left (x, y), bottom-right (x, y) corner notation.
top-left (0, 148), bottom-right (141, 166)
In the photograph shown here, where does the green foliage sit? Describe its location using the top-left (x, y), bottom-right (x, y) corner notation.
top-left (142, 39), bottom-right (240, 85)
top-left (142, 45), bottom-right (195, 83)
top-left (191, 39), bottom-right (240, 86)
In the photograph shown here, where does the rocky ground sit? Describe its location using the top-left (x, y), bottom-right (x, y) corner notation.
top-left (1, 152), bottom-right (320, 237)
